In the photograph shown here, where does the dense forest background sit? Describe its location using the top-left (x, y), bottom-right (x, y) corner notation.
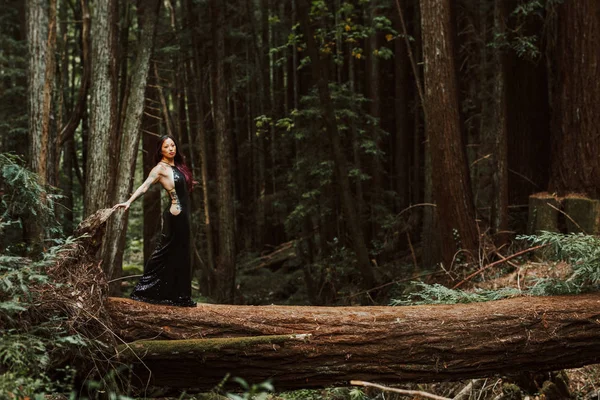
top-left (2, 0), bottom-right (599, 306)
top-left (2, 0), bottom-right (600, 398)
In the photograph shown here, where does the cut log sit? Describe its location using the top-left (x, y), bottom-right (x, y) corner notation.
top-left (107, 294), bottom-right (600, 390)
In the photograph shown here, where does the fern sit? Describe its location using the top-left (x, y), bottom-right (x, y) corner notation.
top-left (391, 282), bottom-right (521, 306)
top-left (0, 153), bottom-right (63, 254)
top-left (518, 231), bottom-right (600, 291)
top-left (394, 231), bottom-right (600, 306)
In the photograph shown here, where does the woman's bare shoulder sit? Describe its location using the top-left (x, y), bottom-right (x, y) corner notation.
top-left (152, 162), bottom-right (170, 175)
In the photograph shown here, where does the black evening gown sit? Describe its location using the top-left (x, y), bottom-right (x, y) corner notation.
top-left (130, 165), bottom-right (196, 307)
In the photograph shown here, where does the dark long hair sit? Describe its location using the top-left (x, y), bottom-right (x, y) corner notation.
top-left (154, 135), bottom-right (194, 191)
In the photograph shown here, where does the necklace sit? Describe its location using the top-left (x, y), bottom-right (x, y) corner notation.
top-left (160, 160), bottom-right (175, 167)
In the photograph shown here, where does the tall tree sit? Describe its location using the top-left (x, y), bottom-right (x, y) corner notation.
top-left (104, 0), bottom-right (161, 293)
top-left (184, 0), bottom-right (216, 291)
top-left (84, 0), bottom-right (119, 217)
top-left (548, 1), bottom-right (600, 198)
top-left (393, 7), bottom-right (411, 212)
top-left (419, 0), bottom-right (479, 267)
top-left (56, 0), bottom-right (90, 162)
top-left (490, 0), bottom-right (509, 244)
top-left (27, 0), bottom-right (56, 184)
top-left (298, 0), bottom-right (375, 290)
top-left (26, 0), bottom-right (56, 252)
top-left (212, 0), bottom-right (237, 303)
top-left (366, 0), bottom-right (384, 239)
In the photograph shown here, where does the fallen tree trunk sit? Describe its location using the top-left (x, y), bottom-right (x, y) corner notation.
top-left (107, 295), bottom-right (600, 390)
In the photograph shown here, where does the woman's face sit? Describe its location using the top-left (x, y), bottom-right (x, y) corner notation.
top-left (161, 138), bottom-right (176, 159)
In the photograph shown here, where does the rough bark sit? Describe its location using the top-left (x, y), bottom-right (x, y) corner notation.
top-left (107, 294), bottom-right (600, 390)
top-left (490, 0), bottom-right (509, 244)
top-left (35, 209), bottom-right (600, 390)
top-left (57, 0), bottom-right (90, 152)
top-left (419, 0), bottom-right (479, 267)
top-left (298, 0), bottom-right (375, 289)
top-left (25, 0), bottom-right (56, 252)
top-left (84, 0), bottom-right (119, 217)
top-left (27, 0), bottom-right (54, 184)
top-left (183, 0), bottom-right (216, 288)
top-left (394, 10), bottom-right (410, 212)
top-left (212, 0), bottom-right (237, 303)
top-left (245, 0), bottom-right (267, 252)
top-left (548, 0), bottom-right (600, 198)
top-left (366, 0), bottom-right (384, 241)
top-left (527, 193), bottom-right (559, 234)
top-left (103, 0), bottom-right (160, 294)
top-left (141, 116), bottom-right (162, 265)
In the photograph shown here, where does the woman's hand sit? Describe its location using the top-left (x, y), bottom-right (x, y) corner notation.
top-left (112, 201), bottom-right (131, 211)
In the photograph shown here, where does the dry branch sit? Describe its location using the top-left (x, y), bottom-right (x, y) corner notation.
top-left (351, 380), bottom-right (452, 400)
top-left (452, 244), bottom-right (548, 289)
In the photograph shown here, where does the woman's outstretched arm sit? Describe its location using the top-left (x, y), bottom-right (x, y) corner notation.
top-left (113, 165), bottom-right (162, 211)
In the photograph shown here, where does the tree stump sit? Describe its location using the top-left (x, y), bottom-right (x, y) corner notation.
top-left (563, 195), bottom-right (600, 235)
top-left (527, 192), bottom-right (560, 234)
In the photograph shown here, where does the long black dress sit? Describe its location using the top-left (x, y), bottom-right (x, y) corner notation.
top-left (130, 165), bottom-right (196, 307)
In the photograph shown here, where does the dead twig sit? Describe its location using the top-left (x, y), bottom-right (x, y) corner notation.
top-left (545, 201), bottom-right (587, 234)
top-left (351, 380), bottom-right (452, 400)
top-left (453, 244), bottom-right (548, 289)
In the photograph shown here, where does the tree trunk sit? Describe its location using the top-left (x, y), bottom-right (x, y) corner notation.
top-left (184, 0), bottom-right (216, 290)
top-left (212, 0), bottom-right (237, 303)
top-left (25, 0), bottom-right (56, 253)
top-left (490, 0), bottom-right (509, 244)
top-left (142, 120), bottom-right (162, 265)
top-left (27, 0), bottom-right (55, 184)
top-left (419, 0), bottom-right (479, 267)
top-left (245, 0), bottom-right (267, 251)
top-left (348, 53), bottom-right (365, 229)
top-left (394, 11), bottom-right (410, 212)
top-left (298, 0), bottom-right (375, 290)
top-left (84, 0), bottom-right (119, 217)
top-left (57, 0), bottom-right (90, 174)
top-left (107, 294), bottom-right (600, 390)
top-left (548, 0), bottom-right (600, 198)
top-left (102, 0), bottom-right (160, 293)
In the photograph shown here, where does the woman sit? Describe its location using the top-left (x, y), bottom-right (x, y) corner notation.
top-left (113, 135), bottom-right (196, 307)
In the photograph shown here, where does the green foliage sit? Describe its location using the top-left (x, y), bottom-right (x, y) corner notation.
top-left (391, 282), bottom-right (521, 306)
top-left (517, 231), bottom-right (600, 294)
top-left (272, 1), bottom-right (397, 66)
top-left (0, 5), bottom-right (27, 155)
top-left (282, 83), bottom-right (387, 238)
top-left (0, 159), bottom-right (90, 398)
top-left (393, 231), bottom-right (600, 306)
top-left (227, 377), bottom-right (274, 400)
top-left (0, 153), bottom-right (63, 254)
top-left (0, 243), bottom-right (83, 398)
top-left (278, 387), bottom-right (367, 400)
top-left (488, 0), bottom-right (565, 60)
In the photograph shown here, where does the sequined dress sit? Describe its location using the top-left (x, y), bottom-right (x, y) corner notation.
top-left (130, 165), bottom-right (196, 307)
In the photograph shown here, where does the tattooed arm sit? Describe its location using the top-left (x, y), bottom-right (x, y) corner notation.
top-left (113, 165), bottom-right (163, 211)
top-left (167, 187), bottom-right (181, 215)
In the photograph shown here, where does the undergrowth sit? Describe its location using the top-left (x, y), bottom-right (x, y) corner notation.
top-left (393, 230), bottom-right (600, 306)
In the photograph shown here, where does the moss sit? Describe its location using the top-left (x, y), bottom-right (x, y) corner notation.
top-left (501, 383), bottom-right (523, 400)
top-left (528, 193), bottom-right (560, 234)
top-left (118, 334), bottom-right (311, 361)
top-left (564, 196), bottom-right (600, 235)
